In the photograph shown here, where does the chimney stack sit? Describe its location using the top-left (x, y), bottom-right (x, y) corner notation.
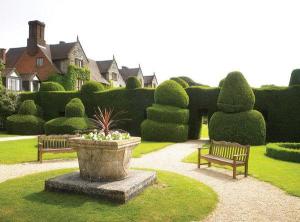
top-left (27, 20), bottom-right (46, 56)
top-left (0, 48), bottom-right (6, 64)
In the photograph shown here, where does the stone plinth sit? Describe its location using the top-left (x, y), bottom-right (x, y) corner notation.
top-left (45, 170), bottom-right (156, 204)
top-left (68, 137), bottom-right (141, 181)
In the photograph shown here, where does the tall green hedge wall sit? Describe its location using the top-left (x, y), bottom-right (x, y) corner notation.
top-left (19, 85), bottom-right (300, 142)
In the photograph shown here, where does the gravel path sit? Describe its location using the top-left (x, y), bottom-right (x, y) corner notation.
top-left (0, 135), bottom-right (37, 142)
top-left (0, 141), bottom-right (299, 221)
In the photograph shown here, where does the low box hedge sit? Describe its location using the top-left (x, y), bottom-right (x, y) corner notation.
top-left (266, 143), bottom-right (300, 163)
top-left (6, 114), bottom-right (45, 135)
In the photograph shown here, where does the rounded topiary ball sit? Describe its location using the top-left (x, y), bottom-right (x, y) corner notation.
top-left (81, 81), bottom-right (104, 95)
top-left (39, 82), bottom-right (65, 92)
top-left (18, 100), bottom-right (38, 116)
top-left (126, 77), bottom-right (142, 89)
top-left (65, 98), bottom-right (85, 117)
top-left (209, 110), bottom-right (266, 145)
top-left (218, 71), bottom-right (255, 113)
top-left (289, 69), bottom-right (300, 86)
top-left (154, 80), bottom-right (189, 108)
top-left (170, 77), bottom-right (189, 88)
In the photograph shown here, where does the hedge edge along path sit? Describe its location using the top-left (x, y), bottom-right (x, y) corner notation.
top-left (266, 143), bottom-right (300, 163)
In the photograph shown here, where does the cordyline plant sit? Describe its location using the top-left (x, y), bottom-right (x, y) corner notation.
top-left (89, 107), bottom-right (129, 136)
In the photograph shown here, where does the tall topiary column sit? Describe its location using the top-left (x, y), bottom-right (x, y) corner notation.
top-left (209, 71), bottom-right (266, 145)
top-left (141, 80), bottom-right (189, 142)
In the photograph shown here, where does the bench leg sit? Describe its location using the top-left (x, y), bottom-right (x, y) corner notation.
top-left (38, 150), bottom-right (42, 163)
top-left (198, 148), bottom-right (201, 168)
top-left (208, 162), bottom-right (211, 167)
top-left (233, 166), bottom-right (237, 179)
top-left (244, 163), bottom-right (248, 177)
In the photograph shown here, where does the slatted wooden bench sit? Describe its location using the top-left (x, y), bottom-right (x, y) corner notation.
top-left (198, 140), bottom-right (250, 179)
top-left (37, 135), bottom-right (78, 163)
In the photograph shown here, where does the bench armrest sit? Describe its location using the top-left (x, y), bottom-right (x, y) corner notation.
top-left (197, 146), bottom-right (209, 150)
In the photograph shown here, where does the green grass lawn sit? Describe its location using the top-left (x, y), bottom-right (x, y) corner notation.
top-left (0, 138), bottom-right (173, 164)
top-left (200, 124), bottom-right (209, 138)
top-left (0, 131), bottom-right (19, 138)
top-left (183, 145), bottom-right (300, 197)
top-left (0, 169), bottom-right (217, 222)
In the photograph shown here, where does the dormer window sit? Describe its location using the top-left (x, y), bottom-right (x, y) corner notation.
top-left (75, 58), bottom-right (83, 68)
top-left (36, 57), bottom-right (44, 67)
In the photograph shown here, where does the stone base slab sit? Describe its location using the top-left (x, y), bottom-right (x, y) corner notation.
top-left (45, 170), bottom-right (156, 204)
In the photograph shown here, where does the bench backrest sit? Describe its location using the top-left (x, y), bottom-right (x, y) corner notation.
top-left (38, 135), bottom-right (78, 149)
top-left (209, 140), bottom-right (250, 162)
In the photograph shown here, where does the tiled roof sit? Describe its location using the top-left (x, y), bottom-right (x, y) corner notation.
top-left (143, 75), bottom-right (155, 84)
top-left (119, 67), bottom-right (141, 81)
top-left (1, 68), bottom-right (18, 77)
top-left (97, 60), bottom-right (113, 74)
top-left (88, 59), bottom-right (110, 85)
top-left (49, 42), bottom-right (77, 60)
top-left (5, 47), bottom-right (26, 68)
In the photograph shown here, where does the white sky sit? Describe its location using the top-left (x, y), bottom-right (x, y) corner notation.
top-left (1, 0), bottom-right (300, 87)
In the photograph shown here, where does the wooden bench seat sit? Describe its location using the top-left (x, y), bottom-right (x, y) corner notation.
top-left (37, 135), bottom-right (78, 163)
top-left (198, 140), bottom-right (250, 179)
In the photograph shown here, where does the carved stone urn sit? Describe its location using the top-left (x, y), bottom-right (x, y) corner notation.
top-left (68, 137), bottom-right (141, 182)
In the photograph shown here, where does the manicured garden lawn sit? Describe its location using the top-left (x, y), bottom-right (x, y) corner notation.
top-left (0, 169), bottom-right (217, 222)
top-left (0, 138), bottom-right (173, 164)
top-left (200, 124), bottom-right (209, 138)
top-left (183, 145), bottom-right (300, 197)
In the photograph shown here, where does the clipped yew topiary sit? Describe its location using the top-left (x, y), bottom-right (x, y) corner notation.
top-left (209, 71), bottom-right (266, 145)
top-left (141, 80), bottom-right (189, 142)
top-left (40, 82), bottom-right (65, 92)
top-left (170, 77), bottom-right (189, 88)
top-left (126, 77), bottom-right (142, 89)
top-left (81, 81), bottom-right (104, 95)
top-left (154, 80), bottom-right (189, 108)
top-left (289, 69), bottom-right (300, 86)
top-left (44, 98), bottom-right (90, 134)
top-left (6, 100), bottom-right (44, 135)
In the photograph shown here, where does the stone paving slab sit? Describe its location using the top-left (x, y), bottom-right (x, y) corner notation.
top-left (45, 170), bottom-right (157, 204)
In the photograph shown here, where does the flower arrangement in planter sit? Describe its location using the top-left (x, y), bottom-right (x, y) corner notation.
top-left (68, 107), bottom-right (141, 182)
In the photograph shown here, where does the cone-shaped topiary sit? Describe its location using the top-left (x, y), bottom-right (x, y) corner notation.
top-left (289, 69), bottom-right (300, 86)
top-left (154, 80), bottom-right (189, 108)
top-left (126, 77), bottom-right (142, 89)
top-left (170, 77), bottom-right (189, 88)
top-left (141, 80), bottom-right (189, 142)
top-left (209, 71), bottom-right (266, 145)
top-left (44, 98), bottom-right (90, 134)
top-left (6, 100), bottom-right (44, 135)
top-left (65, 98), bottom-right (85, 117)
top-left (217, 71), bottom-right (255, 113)
top-left (40, 82), bottom-right (65, 91)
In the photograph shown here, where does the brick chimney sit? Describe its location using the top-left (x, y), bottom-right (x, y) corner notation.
top-left (27, 20), bottom-right (46, 56)
top-left (0, 48), bottom-right (5, 64)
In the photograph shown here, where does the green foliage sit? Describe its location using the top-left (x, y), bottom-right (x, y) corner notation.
top-left (289, 69), bottom-right (300, 86)
top-left (65, 98), bottom-right (85, 117)
top-left (18, 100), bottom-right (37, 116)
top-left (80, 81), bottom-right (104, 95)
top-left (39, 82), bottom-right (65, 92)
top-left (126, 76), bottom-right (142, 89)
top-left (218, 71), bottom-right (255, 113)
top-left (266, 143), bottom-right (300, 163)
top-left (0, 90), bottom-right (18, 126)
top-left (209, 110), bottom-right (266, 145)
top-left (170, 77), bottom-right (189, 88)
top-left (218, 78), bottom-right (225, 87)
top-left (6, 114), bottom-right (44, 135)
top-left (63, 65), bottom-right (90, 90)
top-left (46, 74), bottom-right (65, 86)
top-left (155, 80), bottom-right (189, 108)
top-left (147, 104), bottom-right (189, 124)
top-left (178, 76), bottom-right (205, 86)
top-left (44, 117), bottom-right (90, 135)
top-left (141, 119), bottom-right (189, 142)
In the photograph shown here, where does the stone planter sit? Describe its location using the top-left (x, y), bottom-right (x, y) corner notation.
top-left (68, 137), bottom-right (141, 182)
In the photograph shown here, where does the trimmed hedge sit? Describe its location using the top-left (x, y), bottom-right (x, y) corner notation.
top-left (170, 77), bottom-right (189, 88)
top-left (18, 100), bottom-right (37, 116)
top-left (266, 143), bottom-right (300, 163)
top-left (218, 71), bottom-right (255, 113)
top-left (209, 110), bottom-right (266, 145)
top-left (44, 117), bottom-right (91, 135)
top-left (81, 81), bottom-right (104, 95)
top-left (6, 114), bottom-right (44, 135)
top-left (39, 82), bottom-right (65, 92)
top-left (218, 79), bottom-right (225, 87)
top-left (155, 80), bottom-right (189, 108)
top-left (147, 104), bottom-right (189, 124)
top-left (141, 120), bottom-right (188, 142)
top-left (289, 69), bottom-right (300, 86)
top-left (126, 77), bottom-right (142, 89)
top-left (65, 98), bottom-right (85, 118)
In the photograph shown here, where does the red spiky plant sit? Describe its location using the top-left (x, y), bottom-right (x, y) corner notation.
top-left (90, 107), bottom-right (127, 136)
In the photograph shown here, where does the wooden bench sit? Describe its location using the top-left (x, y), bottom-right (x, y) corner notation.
top-left (37, 135), bottom-right (78, 163)
top-left (198, 140), bottom-right (250, 179)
